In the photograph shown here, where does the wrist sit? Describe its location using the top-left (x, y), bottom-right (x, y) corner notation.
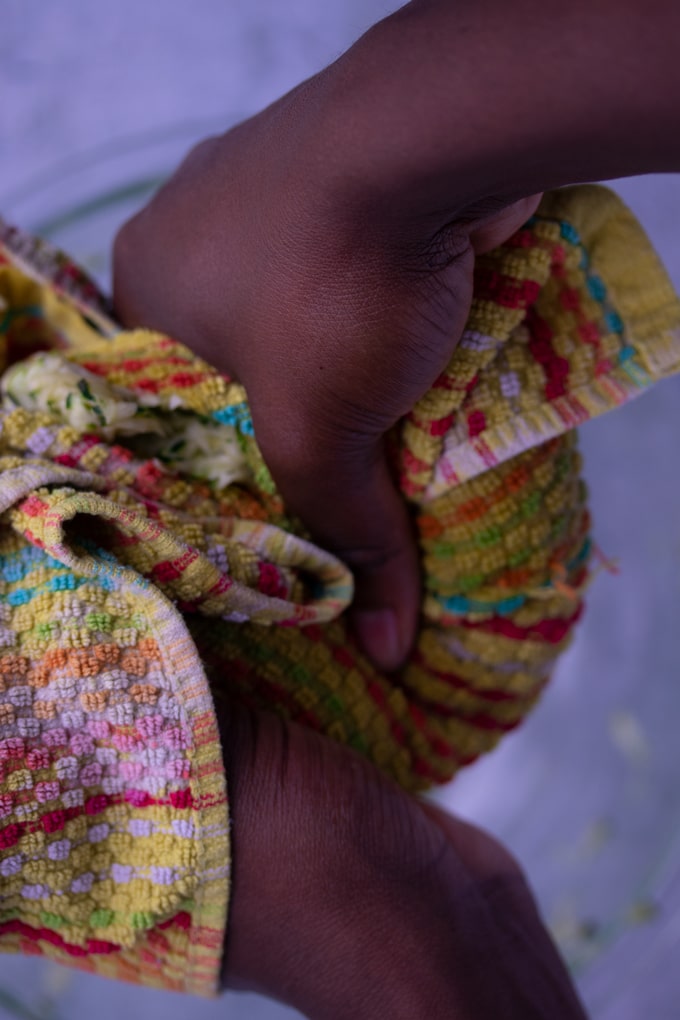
top-left (307, 0), bottom-right (680, 229)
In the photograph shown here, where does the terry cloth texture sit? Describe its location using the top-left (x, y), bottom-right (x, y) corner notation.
top-left (0, 185), bottom-right (678, 994)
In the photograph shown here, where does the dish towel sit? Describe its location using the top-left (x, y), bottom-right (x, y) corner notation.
top-left (0, 185), bottom-right (678, 994)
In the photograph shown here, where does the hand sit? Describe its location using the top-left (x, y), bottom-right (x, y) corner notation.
top-left (217, 699), bottom-right (588, 1019)
top-left (113, 0), bottom-right (680, 673)
top-left (113, 85), bottom-right (539, 671)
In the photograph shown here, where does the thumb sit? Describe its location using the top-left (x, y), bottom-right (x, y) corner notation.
top-left (343, 455), bottom-right (421, 673)
top-left (258, 423), bottom-right (421, 673)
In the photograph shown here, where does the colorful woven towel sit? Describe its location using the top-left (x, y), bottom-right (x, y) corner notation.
top-left (0, 185), bottom-right (678, 995)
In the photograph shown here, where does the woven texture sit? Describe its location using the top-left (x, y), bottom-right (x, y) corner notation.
top-left (0, 184), bottom-right (679, 992)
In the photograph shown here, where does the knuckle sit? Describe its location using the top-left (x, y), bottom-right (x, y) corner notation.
top-left (112, 210), bottom-right (147, 283)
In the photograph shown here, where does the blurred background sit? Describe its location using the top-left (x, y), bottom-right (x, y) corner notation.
top-left (1, 1), bottom-right (680, 1017)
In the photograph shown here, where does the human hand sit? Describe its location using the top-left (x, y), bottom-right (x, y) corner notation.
top-left (113, 88), bottom-right (538, 671)
top-left (217, 699), bottom-right (588, 1019)
top-left (113, 0), bottom-right (680, 673)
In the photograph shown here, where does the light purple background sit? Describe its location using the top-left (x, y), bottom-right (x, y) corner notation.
top-left (1, 2), bottom-right (680, 1018)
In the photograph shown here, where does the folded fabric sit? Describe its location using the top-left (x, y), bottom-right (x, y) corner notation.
top-left (0, 185), bottom-right (678, 994)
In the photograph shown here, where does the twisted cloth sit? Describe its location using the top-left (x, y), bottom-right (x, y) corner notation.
top-left (0, 185), bottom-right (678, 994)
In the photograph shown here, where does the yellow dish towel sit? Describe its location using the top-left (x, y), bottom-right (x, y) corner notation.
top-left (0, 185), bottom-right (678, 994)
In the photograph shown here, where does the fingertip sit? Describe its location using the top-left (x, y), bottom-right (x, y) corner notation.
top-left (352, 608), bottom-right (405, 672)
top-left (349, 540), bottom-right (421, 672)
top-left (271, 438), bottom-right (422, 672)
top-left (469, 193), bottom-right (544, 254)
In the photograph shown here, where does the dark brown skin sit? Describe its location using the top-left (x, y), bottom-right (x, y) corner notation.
top-left (113, 122), bottom-right (539, 672)
top-left (218, 703), bottom-right (588, 1019)
top-left (113, 0), bottom-right (680, 1014)
top-left (114, 0), bottom-right (680, 671)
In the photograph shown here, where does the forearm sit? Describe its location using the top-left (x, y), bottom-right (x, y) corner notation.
top-left (304, 0), bottom-right (679, 228)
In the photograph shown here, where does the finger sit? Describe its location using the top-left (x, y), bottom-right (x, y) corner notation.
top-left (112, 209), bottom-right (169, 332)
top-left (115, 212), bottom-right (421, 672)
top-left (469, 193), bottom-right (543, 253)
top-left (259, 425), bottom-right (421, 673)
top-left (346, 462), bottom-right (421, 673)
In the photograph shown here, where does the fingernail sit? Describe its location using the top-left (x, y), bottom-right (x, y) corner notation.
top-left (352, 609), bottom-right (403, 672)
